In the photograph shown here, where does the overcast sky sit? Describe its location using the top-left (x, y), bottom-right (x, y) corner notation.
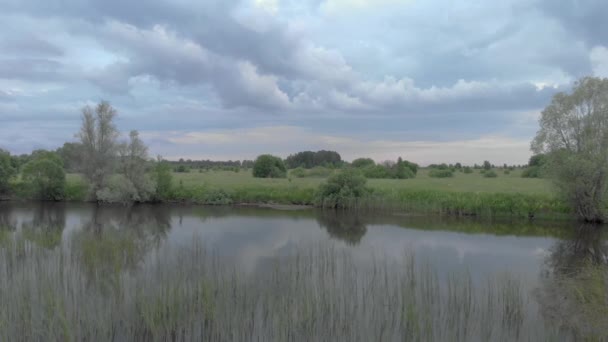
top-left (1, 0), bottom-right (607, 164)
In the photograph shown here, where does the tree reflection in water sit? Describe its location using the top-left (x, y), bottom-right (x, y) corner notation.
top-left (71, 204), bottom-right (172, 291)
top-left (316, 210), bottom-right (367, 245)
top-left (536, 225), bottom-right (608, 340)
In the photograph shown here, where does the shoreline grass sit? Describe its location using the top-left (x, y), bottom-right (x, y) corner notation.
top-left (10, 169), bottom-right (570, 220)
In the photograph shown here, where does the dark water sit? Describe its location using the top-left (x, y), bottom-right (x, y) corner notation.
top-left (0, 202), bottom-right (606, 341)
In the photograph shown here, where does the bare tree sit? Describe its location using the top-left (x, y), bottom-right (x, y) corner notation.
top-left (532, 77), bottom-right (608, 222)
top-left (78, 101), bottom-right (120, 200)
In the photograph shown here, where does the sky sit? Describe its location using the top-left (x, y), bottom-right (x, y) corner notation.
top-left (1, 0), bottom-right (607, 165)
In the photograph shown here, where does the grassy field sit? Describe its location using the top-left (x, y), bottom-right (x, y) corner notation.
top-left (65, 168), bottom-right (567, 218)
top-left (165, 168), bottom-right (555, 196)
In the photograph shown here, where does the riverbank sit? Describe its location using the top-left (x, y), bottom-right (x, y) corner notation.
top-left (5, 169), bottom-right (570, 219)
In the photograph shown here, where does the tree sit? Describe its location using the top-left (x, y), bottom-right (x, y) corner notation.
top-left (98, 130), bottom-right (155, 203)
top-left (56, 142), bottom-right (84, 172)
top-left (78, 101), bottom-right (120, 200)
top-left (0, 149), bottom-right (16, 194)
top-left (285, 150), bottom-right (342, 169)
top-left (152, 156), bottom-right (173, 200)
top-left (482, 160), bottom-right (492, 170)
top-left (351, 158), bottom-right (375, 168)
top-left (532, 77), bottom-right (608, 223)
top-left (252, 155), bottom-right (286, 178)
top-left (21, 151), bottom-right (66, 200)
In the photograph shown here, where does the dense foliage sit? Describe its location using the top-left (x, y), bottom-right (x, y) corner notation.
top-left (0, 150), bottom-right (17, 195)
top-left (522, 154), bottom-right (547, 178)
top-left (316, 169), bottom-right (368, 208)
top-left (428, 169), bottom-right (454, 178)
top-left (252, 155), bottom-right (287, 178)
top-left (21, 151), bottom-right (66, 200)
top-left (532, 76), bottom-right (608, 222)
top-left (152, 159), bottom-right (173, 201)
top-left (285, 150), bottom-right (342, 169)
top-left (352, 157), bottom-right (417, 179)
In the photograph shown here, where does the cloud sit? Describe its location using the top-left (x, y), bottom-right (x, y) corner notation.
top-left (0, 35), bottom-right (64, 57)
top-left (590, 46), bottom-right (608, 78)
top-left (320, 0), bottom-right (408, 14)
top-left (0, 0), bottom-right (604, 159)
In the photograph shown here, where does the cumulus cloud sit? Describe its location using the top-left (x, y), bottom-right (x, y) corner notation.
top-left (0, 0), bottom-right (604, 159)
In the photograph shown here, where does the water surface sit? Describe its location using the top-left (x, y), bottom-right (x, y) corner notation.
top-left (0, 202), bottom-right (605, 341)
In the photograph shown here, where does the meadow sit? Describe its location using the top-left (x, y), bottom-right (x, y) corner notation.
top-left (63, 167), bottom-right (567, 219)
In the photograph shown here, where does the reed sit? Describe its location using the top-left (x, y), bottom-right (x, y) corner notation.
top-left (0, 232), bottom-right (570, 341)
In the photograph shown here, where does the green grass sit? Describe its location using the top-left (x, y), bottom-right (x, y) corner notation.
top-left (64, 169), bottom-right (565, 218)
top-left (165, 168), bottom-right (554, 195)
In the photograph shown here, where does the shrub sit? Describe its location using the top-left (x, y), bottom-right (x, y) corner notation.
top-left (428, 169), bottom-right (454, 178)
top-left (463, 167), bottom-right (473, 174)
top-left (521, 166), bottom-right (542, 178)
top-left (201, 189), bottom-right (233, 205)
top-left (96, 174), bottom-right (156, 204)
top-left (290, 167), bottom-right (306, 178)
top-left (315, 170), bottom-right (368, 208)
top-left (152, 161), bottom-right (173, 201)
top-left (484, 170), bottom-right (498, 178)
top-left (175, 165), bottom-right (189, 173)
top-left (252, 155), bottom-right (287, 178)
top-left (21, 152), bottom-right (66, 200)
top-left (503, 169), bottom-right (511, 175)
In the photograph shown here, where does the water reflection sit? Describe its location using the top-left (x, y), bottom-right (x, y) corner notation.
top-left (71, 205), bottom-right (172, 290)
top-left (316, 210), bottom-right (367, 245)
top-left (21, 203), bottom-right (66, 249)
top-left (536, 225), bottom-right (608, 340)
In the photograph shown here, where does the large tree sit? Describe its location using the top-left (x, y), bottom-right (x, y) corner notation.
top-left (532, 77), bottom-right (608, 222)
top-left (78, 101), bottom-right (120, 200)
top-left (0, 149), bottom-right (16, 195)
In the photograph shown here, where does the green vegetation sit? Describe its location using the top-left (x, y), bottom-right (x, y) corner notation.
top-left (285, 150), bottom-right (342, 168)
top-left (315, 169), bottom-right (368, 208)
top-left (0, 150), bottom-right (16, 195)
top-left (152, 158), bottom-right (173, 201)
top-left (484, 170), bottom-right (498, 178)
top-left (532, 76), bottom-right (608, 223)
top-left (21, 151), bottom-right (66, 200)
top-left (429, 169), bottom-right (454, 178)
top-left (521, 154), bottom-right (547, 178)
top-left (252, 154), bottom-right (287, 178)
top-left (352, 157), bottom-right (418, 179)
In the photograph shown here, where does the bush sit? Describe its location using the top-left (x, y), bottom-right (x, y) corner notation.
top-left (503, 169), bottom-right (511, 175)
top-left (315, 170), bottom-right (368, 208)
top-left (201, 188), bottom-right (233, 205)
top-left (428, 169), bottom-right (454, 178)
top-left (96, 175), bottom-right (156, 204)
top-left (152, 161), bottom-right (173, 200)
top-left (521, 166), bottom-right (543, 178)
top-left (463, 167), bottom-right (473, 174)
top-left (290, 167), bottom-right (306, 178)
top-left (484, 170), bottom-right (498, 178)
top-left (21, 152), bottom-right (66, 200)
top-left (252, 155), bottom-right (287, 178)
